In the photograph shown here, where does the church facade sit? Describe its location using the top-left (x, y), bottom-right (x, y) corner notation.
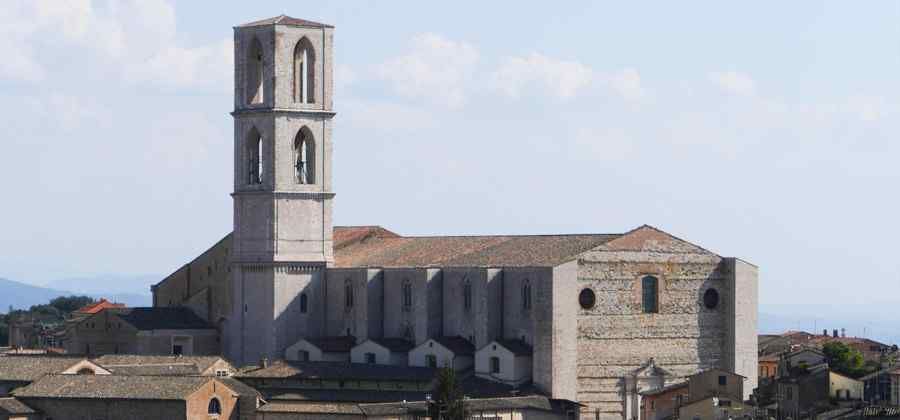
top-left (151, 15), bottom-right (758, 420)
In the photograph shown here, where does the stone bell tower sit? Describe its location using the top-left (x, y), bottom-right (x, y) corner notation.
top-left (226, 15), bottom-right (335, 365)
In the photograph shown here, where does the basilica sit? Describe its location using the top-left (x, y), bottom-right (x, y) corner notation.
top-left (151, 15), bottom-right (758, 419)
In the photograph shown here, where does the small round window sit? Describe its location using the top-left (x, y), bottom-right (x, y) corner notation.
top-left (579, 288), bottom-right (596, 309)
top-left (703, 288), bottom-right (720, 309)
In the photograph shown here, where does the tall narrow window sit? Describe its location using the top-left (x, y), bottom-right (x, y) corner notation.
top-left (642, 275), bottom-right (659, 313)
top-left (247, 38), bottom-right (264, 104)
top-left (294, 37), bottom-right (315, 104)
top-left (299, 293), bottom-right (308, 314)
top-left (402, 280), bottom-right (412, 311)
top-left (345, 279), bottom-right (354, 309)
top-left (247, 129), bottom-right (263, 185)
top-left (463, 278), bottom-right (472, 311)
top-left (490, 356), bottom-right (500, 374)
top-left (208, 398), bottom-right (222, 416)
top-left (522, 280), bottom-right (532, 311)
top-left (294, 129), bottom-right (315, 184)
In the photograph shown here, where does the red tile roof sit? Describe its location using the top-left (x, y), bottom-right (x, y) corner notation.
top-left (75, 299), bottom-right (125, 314)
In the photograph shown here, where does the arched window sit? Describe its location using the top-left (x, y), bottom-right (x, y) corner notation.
top-left (247, 129), bottom-right (263, 185)
top-left (299, 293), bottom-right (308, 313)
top-left (247, 38), bottom-right (264, 105)
top-left (208, 398), bottom-right (222, 416)
top-left (294, 129), bottom-right (315, 184)
top-left (402, 280), bottom-right (412, 311)
top-left (293, 37), bottom-right (315, 104)
top-left (463, 278), bottom-right (472, 311)
top-left (642, 275), bottom-right (659, 313)
top-left (344, 279), bottom-right (354, 309)
top-left (522, 280), bottom-right (532, 311)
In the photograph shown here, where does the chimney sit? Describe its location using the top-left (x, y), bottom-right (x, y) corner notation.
top-left (260, 357), bottom-right (269, 369)
top-left (833, 329), bottom-right (838, 338)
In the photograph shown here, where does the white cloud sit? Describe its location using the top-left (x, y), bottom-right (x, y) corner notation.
top-left (0, 0), bottom-right (231, 90)
top-left (491, 52), bottom-right (593, 101)
top-left (377, 33), bottom-right (478, 108)
top-left (708, 71), bottom-right (756, 97)
top-left (605, 68), bottom-right (645, 103)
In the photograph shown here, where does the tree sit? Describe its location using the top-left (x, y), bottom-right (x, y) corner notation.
top-left (822, 342), bottom-right (865, 377)
top-left (49, 296), bottom-right (95, 315)
top-left (429, 366), bottom-right (466, 420)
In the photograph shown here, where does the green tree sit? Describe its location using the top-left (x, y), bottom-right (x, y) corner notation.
top-left (48, 296), bottom-right (95, 315)
top-left (429, 366), bottom-right (466, 420)
top-left (822, 342), bottom-right (865, 377)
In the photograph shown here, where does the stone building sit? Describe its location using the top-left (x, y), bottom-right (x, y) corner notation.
top-left (151, 14), bottom-right (759, 419)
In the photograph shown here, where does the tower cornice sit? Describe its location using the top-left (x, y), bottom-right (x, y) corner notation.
top-left (231, 191), bottom-right (335, 199)
top-left (231, 108), bottom-right (336, 118)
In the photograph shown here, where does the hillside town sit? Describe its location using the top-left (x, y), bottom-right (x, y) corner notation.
top-left (1, 8), bottom-right (895, 420)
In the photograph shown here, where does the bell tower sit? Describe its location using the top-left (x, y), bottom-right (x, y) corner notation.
top-left (227, 15), bottom-right (335, 365)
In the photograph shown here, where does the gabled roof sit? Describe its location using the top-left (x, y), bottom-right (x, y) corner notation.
top-left (75, 298), bottom-right (125, 314)
top-left (368, 338), bottom-right (415, 353)
top-left (0, 356), bottom-right (90, 382)
top-left (14, 374), bottom-right (218, 400)
top-left (0, 397), bottom-right (36, 415)
top-left (109, 307), bottom-right (215, 331)
top-left (237, 360), bottom-right (436, 382)
top-left (639, 381), bottom-right (688, 397)
top-left (239, 15), bottom-right (333, 28)
top-left (491, 339), bottom-right (533, 356)
top-left (92, 355), bottom-right (227, 375)
top-left (305, 336), bottom-right (356, 353)
top-left (430, 336), bottom-right (475, 356)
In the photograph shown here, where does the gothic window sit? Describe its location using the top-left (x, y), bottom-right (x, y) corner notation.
top-left (294, 129), bottom-right (315, 184)
top-left (402, 280), bottom-right (412, 311)
top-left (344, 279), bottom-right (354, 309)
top-left (522, 280), bottom-right (532, 311)
top-left (299, 293), bottom-right (308, 313)
top-left (642, 275), bottom-right (659, 313)
top-left (247, 37), bottom-right (264, 104)
top-left (247, 129), bottom-right (263, 185)
top-left (463, 278), bottom-right (472, 311)
top-left (703, 288), bottom-right (720, 309)
top-left (208, 398), bottom-right (222, 416)
top-left (293, 37), bottom-right (315, 104)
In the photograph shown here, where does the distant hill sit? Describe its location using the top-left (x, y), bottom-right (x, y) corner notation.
top-left (0, 277), bottom-right (152, 313)
top-left (0, 278), bottom-right (75, 312)
top-left (40, 274), bottom-right (160, 297)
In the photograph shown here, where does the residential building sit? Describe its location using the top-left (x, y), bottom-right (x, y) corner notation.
top-left (14, 374), bottom-right (243, 420)
top-left (639, 382), bottom-right (688, 420)
top-left (0, 356), bottom-right (109, 396)
top-left (63, 307), bottom-right (218, 356)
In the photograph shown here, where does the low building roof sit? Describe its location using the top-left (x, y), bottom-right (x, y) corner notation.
top-left (110, 307), bottom-right (215, 331)
top-left (0, 397), bottom-right (37, 415)
top-left (368, 338), bottom-right (415, 353)
top-left (14, 374), bottom-right (216, 400)
top-left (0, 356), bottom-right (88, 382)
top-left (92, 354), bottom-right (226, 375)
top-left (306, 336), bottom-right (357, 353)
top-left (432, 336), bottom-right (475, 356)
top-left (75, 298), bottom-right (126, 315)
top-left (491, 339), bottom-right (533, 356)
top-left (264, 388), bottom-right (427, 403)
top-left (237, 360), bottom-right (437, 382)
top-left (359, 395), bottom-right (559, 416)
top-left (639, 381), bottom-right (688, 397)
top-left (257, 401), bottom-right (363, 415)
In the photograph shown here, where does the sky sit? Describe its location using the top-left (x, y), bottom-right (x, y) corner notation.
top-left (1, 1), bottom-right (899, 313)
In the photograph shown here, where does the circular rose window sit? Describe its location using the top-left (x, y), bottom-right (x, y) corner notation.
top-left (703, 288), bottom-right (720, 309)
top-left (579, 288), bottom-right (596, 309)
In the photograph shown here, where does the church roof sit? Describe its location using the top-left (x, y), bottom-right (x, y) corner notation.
top-left (238, 15), bottom-right (333, 28)
top-left (110, 307), bottom-right (215, 331)
top-left (333, 226), bottom-right (620, 268)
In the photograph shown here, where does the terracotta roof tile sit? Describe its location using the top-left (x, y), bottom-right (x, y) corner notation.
top-left (0, 356), bottom-right (87, 382)
top-left (14, 374), bottom-right (217, 400)
top-left (0, 397), bottom-right (36, 415)
top-left (237, 360), bottom-right (436, 382)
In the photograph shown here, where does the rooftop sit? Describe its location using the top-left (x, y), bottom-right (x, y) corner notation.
top-left (432, 336), bottom-right (476, 356)
top-left (237, 360), bottom-right (437, 382)
top-left (238, 15), bottom-right (333, 28)
top-left (14, 374), bottom-right (217, 400)
top-left (109, 307), bottom-right (215, 331)
top-left (493, 339), bottom-right (533, 356)
top-left (369, 338), bottom-right (415, 353)
top-left (305, 336), bottom-right (357, 353)
top-left (92, 354), bottom-right (226, 375)
top-left (0, 397), bottom-right (36, 415)
top-left (0, 356), bottom-right (87, 382)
